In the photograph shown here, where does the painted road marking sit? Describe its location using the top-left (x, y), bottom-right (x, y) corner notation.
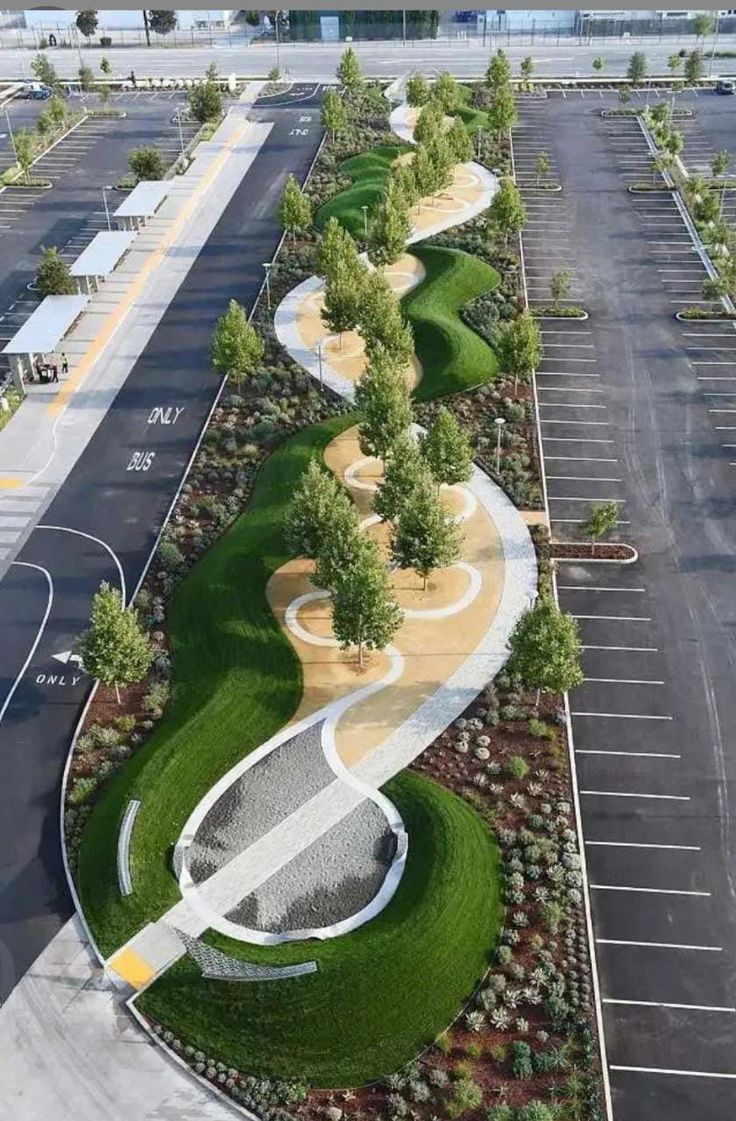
top-left (598, 939), bottom-right (722, 952)
top-left (604, 999), bottom-right (734, 1013)
top-left (609, 1065), bottom-right (736, 1079)
top-left (581, 790), bottom-right (689, 800)
top-left (591, 884), bottom-right (710, 897)
top-left (572, 712), bottom-right (672, 720)
top-left (586, 841), bottom-right (700, 850)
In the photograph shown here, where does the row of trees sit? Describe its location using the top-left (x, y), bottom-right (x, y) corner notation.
top-left (75, 10), bottom-right (177, 42)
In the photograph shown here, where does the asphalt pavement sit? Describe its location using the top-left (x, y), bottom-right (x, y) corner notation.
top-left (517, 92), bottom-right (736, 1120)
top-left (2, 36), bottom-right (736, 82)
top-left (0, 84), bottom-right (325, 999)
top-left (0, 93), bottom-right (200, 376)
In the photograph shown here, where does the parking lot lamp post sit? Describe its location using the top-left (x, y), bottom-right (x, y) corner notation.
top-left (710, 12), bottom-right (722, 78)
top-left (176, 112), bottom-right (185, 158)
top-left (102, 184), bottom-right (112, 231)
top-left (4, 109), bottom-right (17, 165)
top-left (494, 416), bottom-right (505, 475)
top-left (361, 204), bottom-right (368, 238)
top-left (263, 261), bottom-right (272, 310)
top-left (317, 339), bottom-right (324, 387)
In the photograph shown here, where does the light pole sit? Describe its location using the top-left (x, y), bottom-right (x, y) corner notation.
top-left (361, 204), bottom-right (368, 239)
top-left (5, 108), bottom-right (17, 166)
top-left (494, 416), bottom-right (505, 474)
top-left (176, 111), bottom-right (185, 158)
top-left (317, 339), bottom-right (324, 387)
top-left (275, 12), bottom-right (281, 75)
top-left (102, 184), bottom-right (112, 230)
top-left (263, 261), bottom-right (272, 310)
top-left (476, 126), bottom-right (483, 161)
top-left (709, 11), bottom-right (722, 78)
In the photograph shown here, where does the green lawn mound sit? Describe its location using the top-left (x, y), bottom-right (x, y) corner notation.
top-left (136, 771), bottom-right (501, 1088)
top-left (403, 244), bottom-right (500, 400)
top-left (78, 416), bottom-right (354, 957)
top-left (316, 145), bottom-right (405, 236)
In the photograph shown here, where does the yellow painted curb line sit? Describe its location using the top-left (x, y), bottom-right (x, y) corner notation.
top-left (107, 946), bottom-right (156, 989)
top-left (47, 120), bottom-right (249, 418)
top-left (0, 476), bottom-right (22, 488)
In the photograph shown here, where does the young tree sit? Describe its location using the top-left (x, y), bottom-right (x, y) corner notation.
top-left (367, 189), bottom-right (411, 266)
top-left (488, 177), bottom-right (526, 246)
top-left (98, 83), bottom-right (111, 109)
top-left (421, 406), bottom-right (474, 488)
top-left (80, 582), bottom-right (153, 703)
top-left (322, 255), bottom-right (364, 341)
top-left (413, 100), bottom-right (443, 146)
top-left (447, 117), bottom-right (472, 164)
top-left (148, 10), bottom-right (177, 36)
top-left (431, 71), bottom-right (459, 113)
top-left (278, 173), bottom-right (312, 243)
top-left (128, 145), bottom-right (165, 181)
top-left (100, 56), bottom-right (112, 76)
top-left (47, 94), bottom-right (68, 129)
top-left (14, 129), bottom-right (35, 184)
top-left (330, 534), bottom-right (402, 667)
top-left (665, 128), bottom-right (684, 158)
top-left (36, 246), bottom-right (76, 296)
top-left (355, 348), bottom-right (414, 464)
top-left (187, 78), bottom-right (222, 123)
top-left (426, 131), bottom-right (455, 195)
top-left (388, 160), bottom-right (420, 209)
top-left (316, 215), bottom-right (359, 280)
top-left (489, 83), bottom-right (517, 139)
top-left (520, 55), bottom-right (534, 82)
top-left (507, 595), bottom-right (583, 705)
top-left (712, 149), bottom-right (732, 214)
top-left (31, 53), bottom-right (58, 89)
top-left (652, 150), bottom-right (673, 187)
top-left (627, 51), bottom-right (647, 85)
top-left (211, 300), bottom-right (264, 384)
top-left (391, 472), bottom-right (461, 590)
top-left (693, 12), bottom-right (715, 42)
top-left (359, 270), bottom-right (414, 366)
top-left (78, 63), bottom-right (94, 92)
top-left (535, 149), bottom-right (550, 187)
top-left (374, 433), bottom-right (430, 522)
top-left (321, 88), bottom-right (347, 141)
top-left (582, 500), bottom-right (620, 554)
top-left (337, 46), bottom-right (362, 91)
top-left (592, 56), bottom-right (604, 73)
top-left (684, 49), bottom-right (704, 85)
top-left (406, 72), bottom-right (429, 108)
top-left (486, 48), bottom-right (511, 90)
top-left (550, 269), bottom-right (572, 309)
top-left (412, 142), bottom-right (438, 200)
top-left (75, 10), bottom-right (98, 39)
top-left (497, 311), bottom-right (542, 389)
top-left (667, 52), bottom-right (682, 80)
top-left (618, 85), bottom-right (631, 107)
top-left (286, 459), bottom-right (356, 559)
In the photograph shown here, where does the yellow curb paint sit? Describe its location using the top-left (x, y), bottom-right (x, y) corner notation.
top-left (107, 947), bottom-right (155, 989)
top-left (0, 476), bottom-right (23, 489)
top-left (46, 121), bottom-right (249, 418)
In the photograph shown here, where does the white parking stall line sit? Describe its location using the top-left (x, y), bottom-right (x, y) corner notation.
top-left (549, 475), bottom-right (621, 481)
top-left (573, 710), bottom-right (671, 720)
top-left (543, 437), bottom-right (615, 443)
top-left (609, 1065), bottom-right (736, 1079)
top-left (559, 584), bottom-right (643, 591)
top-left (537, 371), bottom-right (600, 378)
top-left (573, 613), bottom-right (650, 620)
top-left (587, 840), bottom-right (699, 851)
top-left (541, 403), bottom-right (607, 410)
top-left (541, 419), bottom-right (610, 426)
top-left (578, 749), bottom-right (678, 758)
top-left (545, 455), bottom-right (618, 462)
top-left (581, 790), bottom-right (689, 800)
top-left (604, 999), bottom-right (733, 1012)
top-left (550, 495), bottom-right (623, 502)
top-left (539, 387), bottom-right (604, 393)
top-left (598, 939), bottom-right (721, 952)
top-left (592, 884), bottom-right (709, 897)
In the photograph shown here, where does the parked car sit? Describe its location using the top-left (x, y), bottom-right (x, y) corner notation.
top-left (716, 80), bottom-right (736, 95)
top-left (18, 82), bottom-right (52, 100)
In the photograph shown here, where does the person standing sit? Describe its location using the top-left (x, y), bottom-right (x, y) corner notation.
top-left (60, 352), bottom-right (69, 377)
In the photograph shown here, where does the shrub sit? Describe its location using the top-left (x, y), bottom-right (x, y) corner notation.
top-left (511, 1041), bottom-right (533, 1080)
top-left (435, 1030), bottom-right (453, 1055)
top-left (518, 1104), bottom-right (557, 1121)
top-left (128, 145), bottom-right (165, 181)
top-left (507, 755), bottom-right (529, 780)
top-left (68, 776), bottom-right (98, 805)
top-left (540, 899), bottom-right (565, 934)
top-left (465, 1041), bottom-right (483, 1061)
top-left (446, 1077), bottom-right (483, 1118)
top-left (157, 539), bottom-right (185, 573)
top-left (485, 1107), bottom-right (513, 1121)
top-left (142, 680), bottom-right (170, 718)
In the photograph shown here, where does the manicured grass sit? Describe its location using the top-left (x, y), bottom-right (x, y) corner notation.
top-left (403, 244), bottom-right (500, 401)
top-left (316, 145), bottom-right (406, 236)
top-left (136, 771), bottom-right (502, 1087)
top-left (78, 415), bottom-right (354, 957)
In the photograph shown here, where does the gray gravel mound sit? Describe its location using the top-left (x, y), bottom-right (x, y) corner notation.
top-left (226, 797), bottom-right (397, 933)
top-left (186, 720), bottom-right (333, 884)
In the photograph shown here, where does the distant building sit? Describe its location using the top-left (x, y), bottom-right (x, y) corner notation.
top-left (479, 9), bottom-right (579, 34)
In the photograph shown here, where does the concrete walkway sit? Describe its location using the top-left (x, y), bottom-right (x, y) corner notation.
top-left (0, 83), bottom-right (266, 579)
top-left (0, 916), bottom-right (239, 1120)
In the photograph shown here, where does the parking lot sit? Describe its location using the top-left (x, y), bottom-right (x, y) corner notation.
top-left (516, 93), bottom-right (736, 1121)
top-left (0, 91), bottom-right (199, 377)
